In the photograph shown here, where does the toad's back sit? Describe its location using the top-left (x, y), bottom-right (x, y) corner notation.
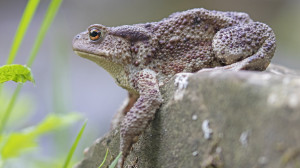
top-left (123, 8), bottom-right (254, 80)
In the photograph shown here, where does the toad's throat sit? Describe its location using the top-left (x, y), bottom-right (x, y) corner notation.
top-left (74, 51), bottom-right (136, 94)
top-left (74, 51), bottom-right (119, 74)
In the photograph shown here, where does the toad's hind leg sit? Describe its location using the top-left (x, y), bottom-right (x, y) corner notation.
top-left (211, 22), bottom-right (276, 71)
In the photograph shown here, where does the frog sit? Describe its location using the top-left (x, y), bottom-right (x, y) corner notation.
top-left (72, 8), bottom-right (276, 167)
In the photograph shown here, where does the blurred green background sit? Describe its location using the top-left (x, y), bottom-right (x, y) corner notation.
top-left (0, 0), bottom-right (299, 167)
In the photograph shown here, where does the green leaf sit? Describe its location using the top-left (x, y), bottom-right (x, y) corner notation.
top-left (1, 132), bottom-right (38, 159)
top-left (109, 152), bottom-right (122, 168)
top-left (63, 119), bottom-right (87, 168)
top-left (0, 113), bottom-right (81, 160)
top-left (0, 64), bottom-right (34, 84)
top-left (33, 113), bottom-right (82, 135)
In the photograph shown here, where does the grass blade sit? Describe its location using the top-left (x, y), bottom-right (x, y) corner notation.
top-left (27, 0), bottom-right (63, 67)
top-left (62, 119), bottom-right (87, 168)
top-left (6, 0), bottom-right (40, 65)
top-left (109, 152), bottom-right (122, 168)
top-left (98, 148), bottom-right (109, 168)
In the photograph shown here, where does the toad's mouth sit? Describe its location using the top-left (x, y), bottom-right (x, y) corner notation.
top-left (74, 51), bottom-right (114, 68)
top-left (74, 51), bottom-right (109, 59)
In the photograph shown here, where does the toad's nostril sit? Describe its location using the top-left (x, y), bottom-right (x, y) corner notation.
top-left (72, 34), bottom-right (81, 48)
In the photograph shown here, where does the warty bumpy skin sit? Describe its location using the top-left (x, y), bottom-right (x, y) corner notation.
top-left (72, 8), bottom-right (276, 167)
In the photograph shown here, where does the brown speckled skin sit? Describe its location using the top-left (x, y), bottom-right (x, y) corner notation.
top-left (72, 8), bottom-right (276, 167)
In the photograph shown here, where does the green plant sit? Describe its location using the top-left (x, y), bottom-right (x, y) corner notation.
top-left (0, 113), bottom-right (81, 161)
top-left (0, 0), bottom-right (87, 167)
top-left (6, 0), bottom-right (40, 65)
top-left (0, 65), bottom-right (34, 84)
top-left (0, 0), bottom-right (63, 135)
top-left (109, 152), bottom-right (122, 168)
top-left (63, 120), bottom-right (88, 168)
top-left (98, 148), bottom-right (109, 168)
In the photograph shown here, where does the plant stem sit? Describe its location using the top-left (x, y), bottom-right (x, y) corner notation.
top-left (0, 84), bottom-right (22, 134)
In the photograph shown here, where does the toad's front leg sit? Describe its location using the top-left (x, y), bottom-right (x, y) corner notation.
top-left (118, 69), bottom-right (163, 168)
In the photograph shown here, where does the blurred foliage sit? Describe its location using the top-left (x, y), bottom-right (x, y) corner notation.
top-left (0, 90), bottom-right (35, 129)
top-left (0, 0), bottom-right (87, 167)
top-left (0, 113), bottom-right (81, 160)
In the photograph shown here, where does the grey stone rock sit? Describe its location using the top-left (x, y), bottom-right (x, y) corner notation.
top-left (75, 64), bottom-right (300, 168)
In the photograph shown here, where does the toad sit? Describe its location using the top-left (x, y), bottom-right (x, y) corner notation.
top-left (72, 8), bottom-right (276, 167)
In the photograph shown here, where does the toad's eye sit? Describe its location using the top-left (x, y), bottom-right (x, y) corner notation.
top-left (89, 28), bottom-right (101, 41)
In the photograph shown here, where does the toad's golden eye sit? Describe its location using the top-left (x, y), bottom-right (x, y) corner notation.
top-left (89, 28), bottom-right (101, 41)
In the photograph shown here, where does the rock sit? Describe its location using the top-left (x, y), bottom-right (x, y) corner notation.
top-left (74, 64), bottom-right (300, 168)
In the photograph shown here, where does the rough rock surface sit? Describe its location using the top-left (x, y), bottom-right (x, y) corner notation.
top-left (75, 64), bottom-right (300, 168)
